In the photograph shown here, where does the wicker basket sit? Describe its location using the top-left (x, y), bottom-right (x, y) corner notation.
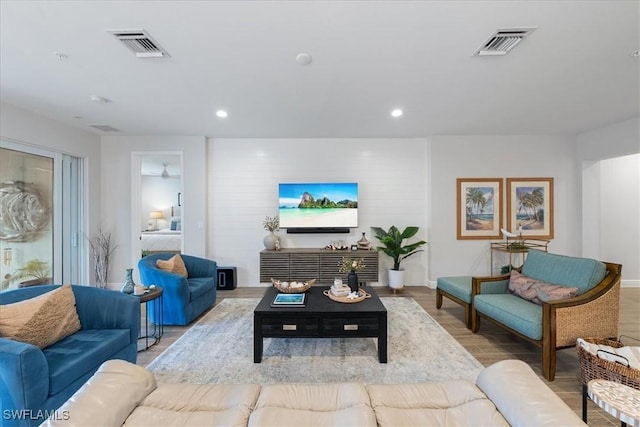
top-left (577, 337), bottom-right (640, 390)
top-left (271, 278), bottom-right (315, 293)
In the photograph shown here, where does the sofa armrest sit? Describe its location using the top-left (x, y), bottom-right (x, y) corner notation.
top-left (42, 360), bottom-right (156, 427)
top-left (72, 286), bottom-right (140, 346)
top-left (545, 269), bottom-right (621, 348)
top-left (181, 255), bottom-right (217, 280)
top-left (0, 338), bottom-right (49, 415)
top-left (471, 274), bottom-right (510, 296)
top-left (477, 360), bottom-right (585, 426)
top-left (138, 264), bottom-right (189, 301)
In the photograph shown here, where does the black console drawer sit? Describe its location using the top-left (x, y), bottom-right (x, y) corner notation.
top-left (261, 316), bottom-right (318, 336)
top-left (320, 316), bottom-right (379, 335)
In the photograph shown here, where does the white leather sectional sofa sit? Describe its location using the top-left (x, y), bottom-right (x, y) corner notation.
top-left (44, 359), bottom-right (585, 426)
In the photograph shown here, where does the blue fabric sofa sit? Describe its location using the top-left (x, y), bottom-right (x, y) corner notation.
top-left (137, 253), bottom-right (217, 326)
top-left (470, 249), bottom-right (622, 381)
top-left (0, 285), bottom-right (139, 427)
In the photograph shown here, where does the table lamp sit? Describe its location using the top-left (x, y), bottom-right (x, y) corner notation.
top-left (149, 210), bottom-right (164, 230)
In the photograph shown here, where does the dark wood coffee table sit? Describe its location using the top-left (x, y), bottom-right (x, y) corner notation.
top-left (254, 285), bottom-right (387, 363)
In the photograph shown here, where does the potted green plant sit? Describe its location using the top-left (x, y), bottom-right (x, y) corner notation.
top-left (371, 226), bottom-right (426, 291)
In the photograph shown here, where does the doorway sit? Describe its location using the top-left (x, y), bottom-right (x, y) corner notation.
top-left (131, 152), bottom-right (183, 280)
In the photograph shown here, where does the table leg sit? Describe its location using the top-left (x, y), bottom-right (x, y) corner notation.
top-left (254, 314), bottom-right (263, 363)
top-left (379, 312), bottom-right (387, 363)
top-left (158, 295), bottom-right (163, 341)
top-left (145, 303), bottom-right (150, 350)
top-left (582, 383), bottom-right (588, 422)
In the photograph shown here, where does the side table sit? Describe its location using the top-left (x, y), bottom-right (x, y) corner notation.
top-left (137, 287), bottom-right (163, 351)
top-left (588, 379), bottom-right (640, 427)
top-left (489, 238), bottom-right (549, 274)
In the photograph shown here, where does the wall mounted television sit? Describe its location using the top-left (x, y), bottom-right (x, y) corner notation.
top-left (278, 182), bottom-right (358, 233)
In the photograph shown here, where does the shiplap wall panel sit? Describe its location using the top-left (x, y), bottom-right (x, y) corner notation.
top-left (208, 138), bottom-right (429, 286)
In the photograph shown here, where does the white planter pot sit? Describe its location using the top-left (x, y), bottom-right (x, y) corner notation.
top-left (388, 269), bottom-right (405, 289)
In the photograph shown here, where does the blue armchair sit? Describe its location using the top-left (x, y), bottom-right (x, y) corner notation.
top-left (0, 285), bottom-right (139, 427)
top-left (138, 253), bottom-right (217, 326)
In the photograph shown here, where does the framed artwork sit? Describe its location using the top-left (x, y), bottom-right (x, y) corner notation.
top-left (456, 178), bottom-right (503, 240)
top-left (506, 177), bottom-right (554, 239)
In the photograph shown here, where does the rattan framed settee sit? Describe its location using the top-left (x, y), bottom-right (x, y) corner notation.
top-left (470, 250), bottom-right (622, 381)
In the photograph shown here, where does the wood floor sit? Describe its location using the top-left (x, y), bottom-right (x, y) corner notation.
top-left (137, 286), bottom-right (640, 426)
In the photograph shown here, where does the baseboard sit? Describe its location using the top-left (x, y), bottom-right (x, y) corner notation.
top-left (621, 280), bottom-right (640, 288)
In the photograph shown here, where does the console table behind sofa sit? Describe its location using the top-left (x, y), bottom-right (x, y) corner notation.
top-left (260, 249), bottom-right (379, 283)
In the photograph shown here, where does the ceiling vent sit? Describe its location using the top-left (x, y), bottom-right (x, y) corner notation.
top-left (475, 28), bottom-right (536, 56)
top-left (89, 124), bottom-right (120, 132)
top-left (108, 29), bottom-right (170, 58)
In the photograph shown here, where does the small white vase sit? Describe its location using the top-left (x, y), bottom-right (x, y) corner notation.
top-left (263, 231), bottom-right (279, 250)
top-left (388, 269), bottom-right (404, 290)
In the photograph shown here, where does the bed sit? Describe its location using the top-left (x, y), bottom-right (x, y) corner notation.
top-left (140, 230), bottom-right (182, 253)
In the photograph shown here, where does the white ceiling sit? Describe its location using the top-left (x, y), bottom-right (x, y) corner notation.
top-left (1, 1), bottom-right (638, 138)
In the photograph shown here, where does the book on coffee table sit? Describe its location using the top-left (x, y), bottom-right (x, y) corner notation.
top-left (271, 293), bottom-right (306, 307)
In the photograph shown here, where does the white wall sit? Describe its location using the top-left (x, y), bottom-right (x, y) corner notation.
top-left (101, 136), bottom-right (207, 288)
top-left (578, 117), bottom-right (640, 287)
top-left (599, 154), bottom-right (640, 285)
top-left (208, 138), bottom-right (429, 286)
top-left (578, 117), bottom-right (639, 161)
top-left (0, 102), bottom-right (101, 284)
top-left (429, 135), bottom-right (580, 284)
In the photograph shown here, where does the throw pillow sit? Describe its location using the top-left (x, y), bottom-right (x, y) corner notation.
top-left (534, 283), bottom-right (579, 303)
top-left (508, 270), bottom-right (578, 305)
top-left (508, 270), bottom-right (546, 304)
top-left (156, 254), bottom-right (188, 278)
top-left (0, 284), bottom-right (81, 349)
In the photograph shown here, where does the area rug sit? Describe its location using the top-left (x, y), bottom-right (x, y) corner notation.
top-left (147, 297), bottom-right (484, 384)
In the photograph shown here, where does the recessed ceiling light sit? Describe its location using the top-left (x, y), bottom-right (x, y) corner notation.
top-left (632, 49), bottom-right (640, 58)
top-left (391, 109), bottom-right (403, 118)
top-left (216, 110), bottom-right (228, 118)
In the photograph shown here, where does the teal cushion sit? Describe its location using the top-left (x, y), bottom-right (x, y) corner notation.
top-left (521, 250), bottom-right (606, 295)
top-left (188, 277), bottom-right (214, 302)
top-left (437, 276), bottom-right (472, 303)
top-left (474, 294), bottom-right (543, 340)
top-left (477, 279), bottom-right (510, 295)
top-left (44, 329), bottom-right (131, 395)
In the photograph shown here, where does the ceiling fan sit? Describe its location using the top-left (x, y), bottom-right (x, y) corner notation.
top-left (141, 157), bottom-right (181, 178)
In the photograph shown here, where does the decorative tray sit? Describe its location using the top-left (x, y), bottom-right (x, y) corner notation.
top-left (271, 278), bottom-right (315, 293)
top-left (323, 288), bottom-right (371, 303)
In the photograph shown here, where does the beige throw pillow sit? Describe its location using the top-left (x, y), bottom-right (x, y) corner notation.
top-left (0, 284), bottom-right (81, 349)
top-left (156, 254), bottom-right (188, 278)
top-left (508, 270), bottom-right (578, 305)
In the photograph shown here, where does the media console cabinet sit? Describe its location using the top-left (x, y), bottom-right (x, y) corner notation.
top-left (260, 248), bottom-right (379, 283)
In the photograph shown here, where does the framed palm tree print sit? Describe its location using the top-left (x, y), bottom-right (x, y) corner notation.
top-left (506, 177), bottom-right (554, 239)
top-left (456, 178), bottom-right (503, 240)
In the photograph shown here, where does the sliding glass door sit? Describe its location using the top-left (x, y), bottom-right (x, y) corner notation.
top-left (0, 141), bottom-right (83, 290)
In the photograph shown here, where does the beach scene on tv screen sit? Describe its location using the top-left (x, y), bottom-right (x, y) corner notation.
top-left (279, 183), bottom-right (358, 228)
